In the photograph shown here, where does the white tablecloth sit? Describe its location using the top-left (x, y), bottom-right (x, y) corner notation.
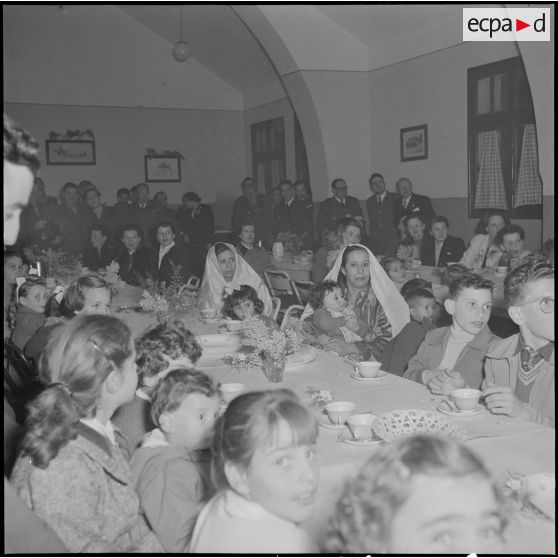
top-left (111, 286), bottom-right (553, 553)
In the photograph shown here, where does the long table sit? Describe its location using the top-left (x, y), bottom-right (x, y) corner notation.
top-left (112, 287), bottom-right (554, 554)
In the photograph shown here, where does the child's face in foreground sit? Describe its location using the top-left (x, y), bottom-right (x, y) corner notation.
top-left (446, 287), bottom-right (492, 335)
top-left (410, 297), bottom-right (435, 323)
top-left (21, 285), bottom-right (48, 314)
top-left (387, 261), bottom-right (406, 283)
top-left (169, 392), bottom-right (221, 450)
top-left (240, 419), bottom-right (318, 524)
top-left (77, 287), bottom-right (111, 316)
top-left (323, 287), bottom-right (346, 313)
top-left (4, 256), bottom-right (24, 285)
top-left (389, 474), bottom-right (503, 554)
top-left (233, 298), bottom-right (257, 320)
top-left (513, 278), bottom-right (554, 343)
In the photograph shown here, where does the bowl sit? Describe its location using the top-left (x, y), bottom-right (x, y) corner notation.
top-left (324, 401), bottom-right (356, 425)
top-left (346, 413), bottom-right (377, 440)
top-left (451, 388), bottom-right (482, 412)
top-left (357, 361), bottom-right (382, 378)
top-left (219, 383), bottom-right (245, 404)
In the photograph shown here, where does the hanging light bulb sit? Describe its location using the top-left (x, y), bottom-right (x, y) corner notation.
top-left (172, 6), bottom-right (190, 62)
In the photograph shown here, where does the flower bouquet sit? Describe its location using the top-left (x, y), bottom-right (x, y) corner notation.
top-left (23, 245), bottom-right (84, 285)
top-left (103, 261), bottom-right (126, 294)
top-left (277, 232), bottom-right (307, 257)
top-left (138, 262), bottom-right (201, 325)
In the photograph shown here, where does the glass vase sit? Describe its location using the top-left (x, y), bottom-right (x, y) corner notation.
top-left (262, 354), bottom-right (286, 383)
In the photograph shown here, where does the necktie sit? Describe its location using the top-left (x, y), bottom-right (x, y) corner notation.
top-left (403, 198), bottom-right (408, 209)
top-left (520, 345), bottom-right (543, 372)
top-left (377, 196), bottom-right (382, 206)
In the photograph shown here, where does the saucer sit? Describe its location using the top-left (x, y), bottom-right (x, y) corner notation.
top-left (350, 371), bottom-right (388, 382)
top-left (436, 401), bottom-right (484, 417)
top-left (337, 430), bottom-right (383, 446)
top-left (318, 416), bottom-right (348, 430)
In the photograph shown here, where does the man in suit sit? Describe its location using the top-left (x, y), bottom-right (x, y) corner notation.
top-left (80, 184), bottom-right (116, 241)
top-left (421, 216), bottom-right (466, 267)
top-left (152, 221), bottom-right (192, 285)
top-left (366, 173), bottom-right (399, 256)
top-left (316, 178), bottom-right (364, 240)
top-left (128, 182), bottom-right (163, 248)
top-left (82, 223), bottom-right (118, 271)
top-left (116, 224), bottom-right (154, 287)
top-left (394, 177), bottom-right (435, 227)
top-left (272, 180), bottom-right (313, 247)
top-left (55, 182), bottom-right (87, 256)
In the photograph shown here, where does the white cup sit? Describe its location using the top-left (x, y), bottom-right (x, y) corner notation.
top-left (324, 401), bottom-right (356, 425)
top-left (451, 388), bottom-right (482, 412)
top-left (357, 361), bottom-right (382, 378)
top-left (219, 383), bottom-right (245, 404)
top-left (346, 413), bottom-right (376, 440)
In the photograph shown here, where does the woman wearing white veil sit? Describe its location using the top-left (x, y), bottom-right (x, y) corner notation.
top-left (197, 243), bottom-right (273, 317)
top-left (302, 244), bottom-right (409, 360)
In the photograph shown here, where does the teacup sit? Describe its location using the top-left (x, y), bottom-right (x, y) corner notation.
top-left (324, 401), bottom-right (356, 425)
top-left (411, 259), bottom-right (422, 270)
top-left (451, 388), bottom-right (482, 412)
top-left (346, 413), bottom-right (376, 440)
top-left (497, 266), bottom-right (508, 275)
top-left (357, 361), bottom-right (382, 378)
top-left (219, 383), bottom-right (245, 404)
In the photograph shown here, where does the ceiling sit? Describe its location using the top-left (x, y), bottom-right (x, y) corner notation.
top-left (118, 4), bottom-right (467, 94)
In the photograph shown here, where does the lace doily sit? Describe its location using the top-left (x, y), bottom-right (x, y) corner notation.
top-left (373, 409), bottom-right (466, 441)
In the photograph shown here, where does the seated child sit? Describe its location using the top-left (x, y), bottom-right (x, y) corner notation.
top-left (440, 263), bottom-right (470, 287)
top-left (130, 369), bottom-right (220, 552)
top-left (400, 277), bottom-right (444, 326)
top-left (380, 256), bottom-right (406, 288)
top-left (310, 280), bottom-right (363, 344)
top-left (112, 320), bottom-right (202, 458)
top-left (326, 435), bottom-right (506, 554)
top-left (483, 260), bottom-right (554, 427)
top-left (11, 277), bottom-right (47, 350)
top-left (222, 284), bottom-right (278, 330)
top-left (404, 273), bottom-right (499, 392)
top-left (380, 288), bottom-right (436, 376)
top-left (496, 224), bottom-right (533, 270)
top-left (189, 389), bottom-right (319, 553)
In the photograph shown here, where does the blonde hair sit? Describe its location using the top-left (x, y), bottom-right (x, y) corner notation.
top-left (19, 315), bottom-right (133, 469)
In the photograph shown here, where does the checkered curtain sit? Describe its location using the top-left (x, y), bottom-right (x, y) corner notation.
top-left (514, 124), bottom-right (542, 207)
top-left (474, 130), bottom-right (508, 210)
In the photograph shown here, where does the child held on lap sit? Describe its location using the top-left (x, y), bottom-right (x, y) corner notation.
top-left (483, 261), bottom-right (554, 427)
top-left (130, 369), bottom-right (220, 552)
top-left (404, 273), bottom-right (499, 393)
top-left (326, 435), bottom-right (506, 554)
top-left (189, 389), bottom-right (319, 553)
top-left (380, 288), bottom-right (436, 376)
top-left (11, 277), bottom-right (47, 350)
top-left (10, 315), bottom-right (162, 553)
top-left (112, 321), bottom-right (202, 458)
top-left (310, 280), bottom-right (363, 346)
top-left (222, 284), bottom-right (278, 329)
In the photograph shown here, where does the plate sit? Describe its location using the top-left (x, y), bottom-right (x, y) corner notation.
top-left (318, 416), bottom-right (348, 430)
top-left (436, 401), bottom-right (485, 417)
top-left (337, 430), bottom-right (383, 446)
top-left (350, 371), bottom-right (388, 382)
top-left (286, 347), bottom-right (317, 368)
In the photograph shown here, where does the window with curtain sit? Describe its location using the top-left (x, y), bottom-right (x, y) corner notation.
top-left (468, 56), bottom-right (542, 219)
top-left (251, 117), bottom-right (286, 195)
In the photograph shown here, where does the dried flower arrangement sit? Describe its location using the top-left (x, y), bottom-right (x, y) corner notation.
top-left (23, 246), bottom-right (84, 285)
top-left (276, 232), bottom-right (307, 256)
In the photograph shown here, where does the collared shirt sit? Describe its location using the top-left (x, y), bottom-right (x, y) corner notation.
top-left (434, 240), bottom-right (444, 267)
top-left (376, 192), bottom-right (386, 204)
top-left (158, 241), bottom-right (175, 268)
top-left (80, 417), bottom-right (117, 446)
top-left (515, 335), bottom-right (554, 361)
top-left (402, 196), bottom-right (411, 209)
top-left (333, 196), bottom-right (345, 206)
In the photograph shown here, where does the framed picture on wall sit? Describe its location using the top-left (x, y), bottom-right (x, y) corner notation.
top-left (400, 124), bottom-right (428, 162)
top-left (45, 140), bottom-right (96, 165)
top-left (144, 155), bottom-right (181, 182)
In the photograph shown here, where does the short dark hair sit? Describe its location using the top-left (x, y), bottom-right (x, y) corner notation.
top-left (116, 187), bottom-right (130, 198)
top-left (368, 173), bottom-right (384, 184)
top-left (183, 191), bottom-right (201, 203)
top-left (440, 263), bottom-right (470, 287)
top-left (404, 287), bottom-right (435, 308)
top-left (395, 177), bottom-right (413, 190)
top-left (120, 223), bottom-right (142, 239)
top-left (404, 213), bottom-right (426, 228)
top-left (3, 114), bottom-right (40, 174)
top-left (222, 284), bottom-right (264, 319)
top-left (279, 180), bottom-right (293, 189)
top-left (150, 368), bottom-right (218, 426)
top-left (62, 274), bottom-right (111, 316)
top-left (504, 260), bottom-right (554, 306)
top-left (475, 209), bottom-right (510, 235)
top-left (310, 280), bottom-right (339, 310)
top-left (331, 178), bottom-right (346, 189)
top-left (156, 221), bottom-right (176, 235)
top-left (336, 217), bottom-right (361, 236)
top-left (89, 223), bottom-right (109, 237)
top-left (380, 256), bottom-right (403, 275)
top-left (400, 278), bottom-right (433, 298)
top-left (241, 177), bottom-right (255, 189)
top-left (431, 215), bottom-right (449, 229)
top-left (448, 273), bottom-right (493, 300)
top-left (496, 224), bottom-right (525, 246)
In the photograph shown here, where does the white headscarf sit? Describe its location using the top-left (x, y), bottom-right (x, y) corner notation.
top-left (197, 243), bottom-right (273, 316)
top-left (302, 244), bottom-right (409, 336)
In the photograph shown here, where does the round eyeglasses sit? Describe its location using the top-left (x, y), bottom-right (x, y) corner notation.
top-left (515, 296), bottom-right (554, 314)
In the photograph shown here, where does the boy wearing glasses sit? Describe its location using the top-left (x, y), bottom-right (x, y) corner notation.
top-left (483, 261), bottom-right (554, 427)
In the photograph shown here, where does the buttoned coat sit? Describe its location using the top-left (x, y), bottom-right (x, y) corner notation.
top-left (393, 192), bottom-right (435, 227)
top-left (421, 234), bottom-right (466, 267)
top-left (366, 192), bottom-right (399, 256)
top-left (316, 196), bottom-right (363, 239)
